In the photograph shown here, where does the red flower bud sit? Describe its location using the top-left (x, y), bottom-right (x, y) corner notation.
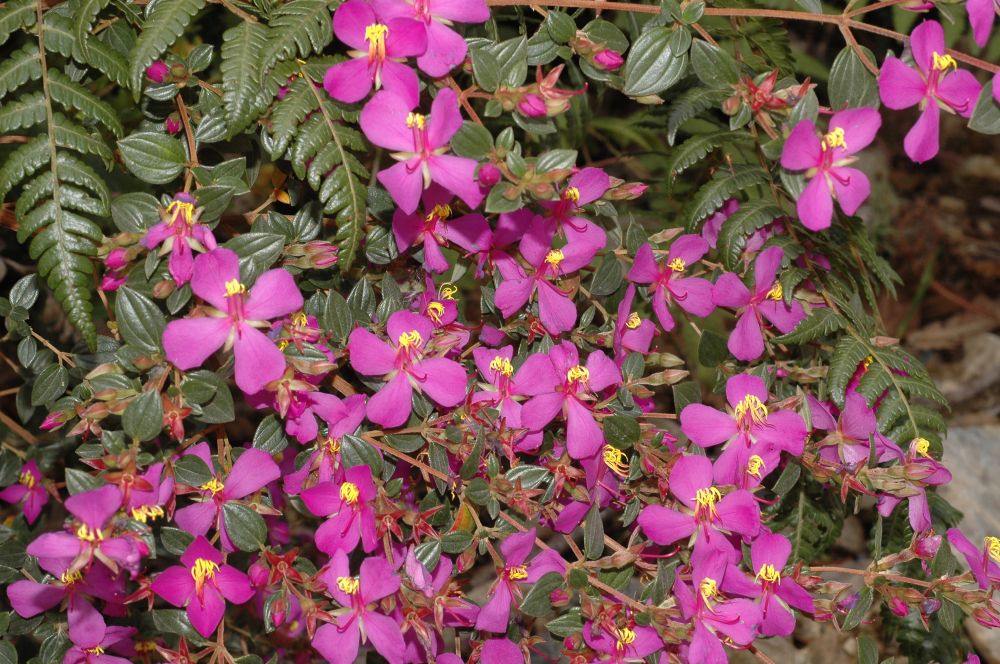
top-left (145, 61), bottom-right (170, 84)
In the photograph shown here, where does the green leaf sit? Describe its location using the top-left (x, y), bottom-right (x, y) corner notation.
top-left (0, 92), bottom-right (46, 133)
top-left (73, 0), bottom-right (112, 52)
top-left (667, 131), bottom-right (749, 183)
top-left (221, 22), bottom-right (269, 136)
top-left (774, 308), bottom-right (847, 344)
top-left (584, 502), bottom-right (604, 560)
top-left (253, 415), bottom-right (289, 455)
top-left (0, 43), bottom-right (41, 99)
top-left (321, 290), bottom-right (353, 342)
top-left (65, 467), bottom-right (105, 494)
top-left (505, 465), bottom-right (550, 489)
top-left (47, 70), bottom-right (123, 138)
top-left (341, 435), bottom-right (383, 475)
top-left (0, 0), bottom-right (37, 50)
top-left (828, 336), bottom-right (869, 407)
top-left (263, 0), bottom-right (334, 71)
top-left (684, 165), bottom-right (768, 230)
top-left (857, 635), bottom-right (879, 664)
top-left (129, 0), bottom-right (207, 98)
top-left (160, 527), bottom-right (195, 556)
top-left (690, 40), bottom-right (739, 87)
top-left (828, 46), bottom-right (879, 110)
top-left (451, 121), bottom-right (494, 159)
top-left (672, 381), bottom-right (701, 412)
top-left (9, 274), bottom-right (38, 309)
top-left (666, 87), bottom-right (726, 145)
top-left (717, 199), bottom-right (783, 269)
top-left (111, 192), bottom-right (159, 233)
top-left (0, 636), bottom-right (17, 664)
top-left (589, 254), bottom-right (623, 297)
top-left (968, 81), bottom-right (1000, 135)
top-left (31, 363), bottom-right (68, 405)
top-left (623, 27), bottom-right (688, 98)
top-left (520, 571), bottom-right (564, 617)
top-left (116, 287), bottom-right (166, 354)
top-left (118, 132), bottom-right (187, 184)
top-left (173, 455), bottom-right (214, 487)
top-left (841, 585), bottom-right (873, 631)
top-left (122, 389), bottom-right (163, 442)
top-left (546, 10), bottom-right (576, 43)
top-left (223, 503), bottom-right (268, 552)
top-left (152, 609), bottom-right (207, 643)
top-left (698, 328), bottom-right (729, 367)
top-left (604, 415), bottom-right (640, 448)
top-left (546, 607), bottom-right (583, 637)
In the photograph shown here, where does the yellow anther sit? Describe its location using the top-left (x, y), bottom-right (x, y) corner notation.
top-left (60, 570), bottom-right (83, 585)
top-left (699, 577), bottom-right (720, 607)
top-left (324, 436), bottom-right (342, 454)
top-left (426, 301), bottom-right (445, 323)
top-left (200, 477), bottom-right (225, 496)
top-left (337, 576), bottom-right (360, 594)
top-left (293, 312), bottom-right (309, 326)
top-left (277, 339), bottom-right (290, 351)
top-left (439, 283), bottom-right (458, 300)
top-left (746, 454), bottom-right (766, 479)
top-left (567, 365), bottom-right (590, 384)
top-left (489, 355), bottom-right (514, 377)
top-left (76, 524), bottom-right (103, 542)
top-left (19, 471), bottom-right (35, 488)
top-left (224, 279), bottom-right (246, 297)
top-left (863, 355), bottom-right (874, 369)
top-left (340, 482), bottom-right (360, 505)
top-left (364, 23), bottom-right (389, 62)
top-left (508, 565), bottom-right (528, 580)
top-left (821, 126), bottom-right (848, 152)
top-left (426, 204), bottom-right (452, 222)
top-left (932, 51), bottom-right (957, 73)
top-left (913, 437), bottom-right (931, 459)
top-left (191, 558), bottom-right (219, 587)
top-left (397, 330), bottom-right (423, 348)
top-left (755, 563), bottom-right (781, 585)
top-left (734, 394), bottom-right (769, 428)
top-left (668, 258), bottom-right (686, 273)
top-left (694, 487), bottom-right (723, 519)
top-left (766, 283), bottom-right (784, 301)
top-left (985, 536), bottom-right (1000, 564)
top-left (625, 312), bottom-right (642, 329)
top-left (165, 200), bottom-right (195, 226)
top-left (85, 647), bottom-right (106, 655)
top-left (544, 249), bottom-right (565, 269)
top-left (131, 504), bottom-right (165, 523)
top-left (406, 112), bottom-right (426, 130)
top-left (135, 641), bottom-right (157, 653)
top-left (615, 627), bottom-right (637, 651)
top-left (603, 445), bottom-right (630, 477)
top-left (562, 186), bottom-right (581, 202)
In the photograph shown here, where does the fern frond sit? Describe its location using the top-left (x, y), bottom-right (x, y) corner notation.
top-left (128, 0), bottom-right (207, 98)
top-left (664, 87), bottom-right (726, 145)
top-left (263, 0), bottom-right (335, 71)
top-left (47, 70), bottom-right (124, 138)
top-left (52, 113), bottom-right (113, 167)
top-left (666, 131), bottom-right (749, 183)
top-left (0, 91), bottom-right (47, 132)
top-left (717, 198), bottom-right (783, 269)
top-left (74, 0), bottom-right (112, 52)
top-left (684, 165), bottom-right (768, 230)
top-left (42, 13), bottom-right (129, 88)
top-left (0, 43), bottom-right (42, 98)
top-left (221, 22), bottom-right (270, 137)
top-left (0, 0), bottom-right (37, 49)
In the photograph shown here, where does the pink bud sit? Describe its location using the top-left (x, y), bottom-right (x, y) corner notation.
top-left (913, 534), bottom-right (942, 559)
top-left (478, 163), bottom-right (501, 188)
top-left (304, 241), bottom-right (339, 268)
top-left (105, 248), bottom-right (128, 271)
top-left (165, 116), bottom-right (182, 135)
top-left (99, 272), bottom-right (127, 292)
top-left (593, 49), bottom-right (624, 71)
top-left (973, 607), bottom-right (1000, 629)
top-left (517, 93), bottom-right (547, 118)
top-left (249, 561), bottom-right (269, 587)
top-left (921, 598), bottom-right (941, 615)
top-left (145, 61), bottom-right (170, 84)
top-left (40, 412), bottom-right (66, 431)
top-left (888, 597), bottom-right (909, 617)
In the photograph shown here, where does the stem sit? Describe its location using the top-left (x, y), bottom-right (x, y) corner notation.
top-left (177, 95), bottom-right (199, 193)
top-left (32, 330), bottom-right (76, 368)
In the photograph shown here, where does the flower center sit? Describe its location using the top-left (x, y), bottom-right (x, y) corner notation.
top-left (932, 51), bottom-right (957, 73)
top-left (76, 524), bottom-right (104, 542)
top-left (562, 186), bottom-right (581, 202)
top-left (426, 204), bottom-right (451, 223)
top-left (19, 471), bottom-right (35, 488)
top-left (165, 199), bottom-right (195, 226)
top-left (324, 436), bottom-right (342, 454)
top-left (914, 437), bottom-right (931, 458)
top-left (398, 330), bottom-right (423, 349)
top-left (615, 626), bottom-right (637, 651)
top-left (668, 257), bottom-right (686, 272)
top-left (85, 646), bottom-right (105, 655)
top-left (766, 283), bottom-right (783, 300)
top-left (426, 301), bottom-right (445, 323)
top-left (224, 279), bottom-right (246, 297)
top-left (746, 454), bottom-right (766, 479)
top-left (191, 558), bottom-right (219, 587)
top-left (201, 477), bottom-right (225, 496)
top-left (625, 312), bottom-right (641, 329)
top-left (131, 504), bottom-right (165, 523)
top-left (508, 565), bottom-right (528, 580)
top-left (566, 365), bottom-right (589, 384)
top-left (734, 394), bottom-right (768, 429)
top-left (337, 576), bottom-right (360, 594)
top-left (755, 563), bottom-right (781, 585)
top-left (821, 127), bottom-right (847, 152)
top-left (406, 112), bottom-right (426, 130)
top-left (60, 569), bottom-right (83, 584)
top-left (545, 249), bottom-right (565, 269)
top-left (489, 355), bottom-right (514, 377)
top-left (293, 312), bottom-right (309, 327)
top-left (439, 283), bottom-right (458, 300)
top-left (694, 486), bottom-right (722, 520)
top-left (603, 445), bottom-right (629, 477)
top-left (364, 23), bottom-right (389, 64)
top-left (985, 536), bottom-right (1000, 564)
top-left (340, 481), bottom-right (360, 505)
top-left (699, 577), bottom-right (720, 607)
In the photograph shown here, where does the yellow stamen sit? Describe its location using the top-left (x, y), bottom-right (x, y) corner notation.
top-left (426, 204), bottom-right (452, 222)
top-left (277, 339), bottom-right (290, 351)
top-left (489, 355), bottom-right (514, 377)
top-left (699, 577), bottom-right (720, 608)
top-left (224, 279), bottom-right (246, 297)
top-left (85, 646), bottom-right (105, 655)
top-left (734, 394), bottom-right (769, 428)
top-left (821, 126), bottom-right (848, 151)
top-left (766, 283), bottom-right (784, 301)
top-left (913, 437), bottom-right (931, 459)
top-left (985, 536), bottom-right (1000, 564)
top-left (337, 576), bottom-right (360, 594)
top-left (755, 563), bottom-right (781, 585)
top-left (746, 454), bottom-right (766, 479)
top-left (932, 51), bottom-right (957, 72)
top-left (694, 487), bottom-right (722, 520)
top-left (603, 445), bottom-right (630, 477)
top-left (19, 471), bottom-right (35, 488)
top-left (439, 283), bottom-right (458, 300)
top-left (201, 477), bottom-right (225, 496)
top-left (615, 626), bottom-right (637, 651)
top-left (544, 249), bottom-right (565, 269)
top-left (191, 558), bottom-right (218, 589)
top-left (76, 524), bottom-right (103, 542)
top-left (60, 570), bottom-right (83, 585)
top-left (562, 186), bottom-right (581, 202)
top-left (863, 355), bottom-right (874, 369)
top-left (566, 365), bottom-right (590, 384)
top-left (406, 112), bottom-right (426, 129)
top-left (397, 330), bottom-right (423, 348)
top-left (625, 312), bottom-right (641, 329)
top-left (668, 258), bottom-right (686, 273)
top-left (165, 200), bottom-right (195, 226)
top-left (364, 23), bottom-right (389, 63)
top-left (340, 482), bottom-right (360, 505)
top-left (293, 312), bottom-right (309, 326)
top-left (131, 504), bottom-right (165, 523)
top-left (324, 436), bottom-right (342, 454)
top-left (426, 301), bottom-right (445, 323)
top-left (508, 565), bottom-right (528, 580)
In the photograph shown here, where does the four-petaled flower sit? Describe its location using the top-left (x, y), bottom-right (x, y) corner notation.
top-left (392, 184), bottom-right (490, 273)
top-left (628, 237), bottom-right (715, 332)
top-left (0, 459), bottom-right (48, 524)
top-left (302, 465), bottom-right (379, 554)
top-left (142, 193), bottom-right (218, 286)
top-left (371, 0), bottom-right (489, 77)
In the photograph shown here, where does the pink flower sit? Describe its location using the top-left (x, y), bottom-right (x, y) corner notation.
top-left (64, 600), bottom-right (137, 664)
top-left (746, 531), bottom-right (815, 636)
top-left (150, 535), bottom-right (254, 638)
top-left (471, 345), bottom-right (542, 452)
top-left (517, 93), bottom-right (547, 117)
top-left (477, 162), bottom-right (501, 187)
top-left (628, 237), bottom-right (715, 332)
top-left (812, 391), bottom-right (903, 467)
top-left (701, 198), bottom-right (741, 249)
top-left (124, 461), bottom-right (174, 524)
top-left (360, 88), bottom-right (484, 214)
top-left (162, 248), bottom-right (303, 394)
top-left (613, 284), bottom-right (655, 363)
top-left (712, 246), bottom-right (805, 361)
top-left (480, 639), bottom-right (524, 664)
top-left (967, 0), bottom-right (999, 47)
top-left (780, 107), bottom-right (881, 231)
top-left (347, 310), bottom-right (468, 427)
top-left (283, 394), bottom-right (368, 495)
top-left (371, 0), bottom-right (489, 77)
top-left (8, 564), bottom-right (124, 622)
top-left (0, 460), bottom-right (48, 524)
top-left (301, 465), bottom-right (378, 554)
top-left (878, 20), bottom-right (982, 163)
top-left (583, 620), bottom-right (662, 662)
top-left (519, 341), bottom-right (622, 459)
top-left (165, 116), bottom-right (182, 134)
top-left (312, 551), bottom-right (405, 664)
top-left (946, 528), bottom-right (1000, 590)
top-left (470, 208), bottom-right (531, 278)
top-left (145, 60), bottom-right (169, 83)
top-left (538, 167), bottom-right (609, 257)
top-left (174, 444), bottom-right (280, 551)
top-left (475, 529), bottom-right (566, 632)
top-left (392, 184), bottom-right (491, 272)
top-left (877, 438), bottom-right (952, 532)
top-left (592, 49), bottom-right (624, 71)
top-left (324, 0), bottom-right (427, 106)
top-left (141, 193), bottom-right (218, 286)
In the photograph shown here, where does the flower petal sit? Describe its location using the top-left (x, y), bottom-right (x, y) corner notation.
top-left (233, 325), bottom-right (286, 394)
top-left (163, 317), bottom-right (231, 370)
top-left (244, 268), bottom-right (303, 321)
top-left (190, 249), bottom-right (241, 311)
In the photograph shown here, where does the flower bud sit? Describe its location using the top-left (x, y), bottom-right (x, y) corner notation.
top-left (592, 49), bottom-right (624, 71)
top-left (604, 182), bottom-right (648, 201)
top-left (105, 248), bottom-right (128, 271)
top-left (478, 163), bottom-right (501, 188)
top-left (913, 533), bottom-right (942, 559)
top-left (40, 411), bottom-right (69, 431)
top-left (888, 597), bottom-right (909, 617)
top-left (517, 93), bottom-right (547, 117)
top-left (973, 607), bottom-right (1000, 629)
top-left (921, 597), bottom-right (941, 615)
top-left (145, 60), bottom-right (170, 83)
top-left (99, 272), bottom-right (127, 292)
top-left (304, 241), bottom-right (339, 268)
top-left (165, 116), bottom-right (182, 135)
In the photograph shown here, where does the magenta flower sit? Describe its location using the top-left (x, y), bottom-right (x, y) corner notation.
top-left (347, 310), bottom-right (468, 427)
top-left (151, 535), bottom-right (254, 638)
top-left (174, 445), bottom-right (280, 551)
top-left (475, 529), bottom-right (566, 632)
top-left (471, 345), bottom-right (542, 452)
top-left (145, 60), bottom-right (170, 83)
top-left (520, 341), bottom-right (622, 459)
top-left (613, 283), bottom-right (655, 363)
top-left (392, 184), bottom-right (491, 272)
top-left (301, 465), bottom-right (378, 554)
top-left (324, 0), bottom-right (427, 106)
top-left (312, 551), bottom-right (405, 664)
top-left (142, 193), bottom-right (218, 286)
top-left (162, 248), bottom-right (303, 394)
top-left (946, 528), bottom-right (1000, 590)
top-left (8, 563), bottom-right (124, 622)
top-left (480, 639), bottom-right (523, 664)
top-left (780, 108), bottom-right (881, 231)
top-left (812, 391), bottom-right (903, 467)
top-left (283, 394), bottom-right (368, 496)
top-left (592, 49), bottom-right (625, 71)
top-left (371, 0), bottom-right (489, 77)
top-left (712, 246), bottom-right (805, 361)
top-left (124, 461), bottom-right (173, 524)
top-left (64, 600), bottom-right (137, 664)
top-left (469, 208), bottom-right (531, 277)
top-left (537, 167), bottom-right (610, 258)
top-left (967, 0), bottom-right (999, 46)
top-left (679, 373), bottom-right (806, 488)
top-left (359, 89), bottom-right (484, 214)
top-left (877, 438), bottom-right (952, 532)
top-left (878, 20), bottom-right (982, 163)
top-left (637, 455), bottom-right (760, 554)
top-left (746, 531), bottom-right (815, 637)
top-left (0, 459), bottom-right (48, 524)
top-left (583, 619), bottom-right (662, 663)
top-left (628, 237), bottom-right (715, 332)
top-left (26, 485), bottom-right (143, 577)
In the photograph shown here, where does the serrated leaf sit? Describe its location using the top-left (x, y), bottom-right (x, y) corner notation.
top-left (74, 0), bottom-right (112, 52)
top-left (667, 131), bottom-right (749, 183)
top-left (0, 91), bottom-right (46, 132)
top-left (828, 336), bottom-right (869, 407)
top-left (47, 69), bottom-right (123, 137)
top-left (128, 0), bottom-right (207, 98)
top-left (0, 43), bottom-right (41, 98)
top-left (116, 287), bottom-right (166, 354)
top-left (684, 165), bottom-right (768, 230)
top-left (221, 22), bottom-right (269, 136)
top-left (774, 308), bottom-right (847, 344)
top-left (263, 0), bottom-right (334, 70)
top-left (666, 87), bottom-right (726, 145)
top-left (0, 0), bottom-right (37, 49)
top-left (717, 199), bottom-right (783, 269)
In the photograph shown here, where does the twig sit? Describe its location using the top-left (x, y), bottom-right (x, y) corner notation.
top-left (176, 95), bottom-right (199, 193)
top-left (0, 409), bottom-right (39, 446)
top-left (32, 330), bottom-right (76, 368)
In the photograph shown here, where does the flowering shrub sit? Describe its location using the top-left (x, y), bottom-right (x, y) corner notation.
top-left (1, 0), bottom-right (1000, 662)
